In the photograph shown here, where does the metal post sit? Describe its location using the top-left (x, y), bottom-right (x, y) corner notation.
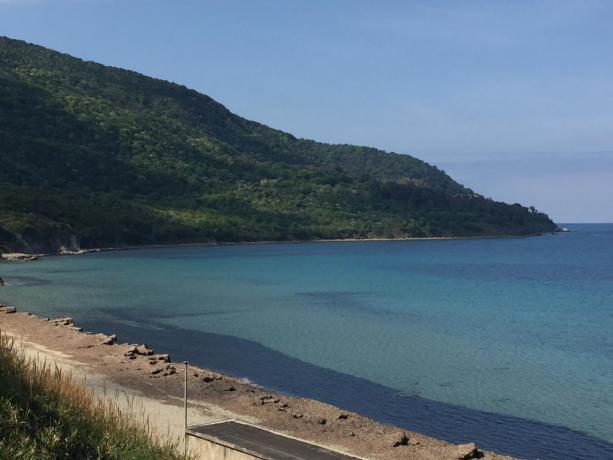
top-left (183, 361), bottom-right (188, 456)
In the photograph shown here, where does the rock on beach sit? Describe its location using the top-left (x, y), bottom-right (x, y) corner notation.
top-left (0, 304), bottom-right (17, 314)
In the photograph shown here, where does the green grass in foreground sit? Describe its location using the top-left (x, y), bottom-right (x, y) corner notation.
top-left (0, 333), bottom-right (190, 459)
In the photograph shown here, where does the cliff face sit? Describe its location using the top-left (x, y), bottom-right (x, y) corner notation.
top-left (0, 36), bottom-right (557, 253)
top-left (0, 224), bottom-right (79, 254)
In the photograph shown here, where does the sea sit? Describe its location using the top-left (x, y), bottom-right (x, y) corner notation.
top-left (1, 223), bottom-right (612, 459)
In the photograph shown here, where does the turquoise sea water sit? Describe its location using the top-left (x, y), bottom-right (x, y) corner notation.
top-left (1, 223), bottom-right (612, 459)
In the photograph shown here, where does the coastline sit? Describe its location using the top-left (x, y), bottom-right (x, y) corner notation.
top-left (0, 304), bottom-right (508, 460)
top-left (1, 231), bottom-right (557, 261)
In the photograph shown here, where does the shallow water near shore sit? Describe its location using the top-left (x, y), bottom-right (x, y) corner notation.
top-left (1, 224), bottom-right (613, 459)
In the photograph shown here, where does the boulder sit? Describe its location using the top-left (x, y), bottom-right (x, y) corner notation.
top-left (51, 317), bottom-right (74, 326)
top-left (258, 395), bottom-right (280, 405)
top-left (393, 433), bottom-right (409, 447)
top-left (454, 443), bottom-right (484, 459)
top-left (0, 305), bottom-right (17, 314)
top-left (101, 334), bottom-right (118, 345)
top-left (135, 344), bottom-right (153, 356)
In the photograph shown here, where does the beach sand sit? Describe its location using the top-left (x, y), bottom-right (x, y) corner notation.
top-left (0, 306), bottom-right (512, 460)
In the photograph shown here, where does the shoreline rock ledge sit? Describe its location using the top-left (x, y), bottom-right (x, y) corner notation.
top-left (0, 304), bottom-right (17, 314)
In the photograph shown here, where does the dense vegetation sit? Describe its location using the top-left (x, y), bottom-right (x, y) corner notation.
top-left (0, 333), bottom-right (188, 459)
top-left (0, 36), bottom-right (557, 253)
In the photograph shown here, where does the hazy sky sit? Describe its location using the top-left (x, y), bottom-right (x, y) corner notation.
top-left (1, 0), bottom-right (612, 222)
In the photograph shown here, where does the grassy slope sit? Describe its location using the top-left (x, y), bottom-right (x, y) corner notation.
top-left (0, 37), bottom-right (557, 253)
top-left (0, 333), bottom-right (188, 460)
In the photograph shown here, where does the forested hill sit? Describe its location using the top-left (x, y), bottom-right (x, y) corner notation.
top-left (0, 36), bottom-right (557, 253)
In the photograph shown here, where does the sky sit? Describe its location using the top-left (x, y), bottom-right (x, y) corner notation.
top-left (1, 0), bottom-right (612, 222)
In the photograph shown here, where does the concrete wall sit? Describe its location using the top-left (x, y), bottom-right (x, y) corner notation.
top-left (187, 435), bottom-right (261, 460)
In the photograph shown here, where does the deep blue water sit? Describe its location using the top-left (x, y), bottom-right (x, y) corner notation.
top-left (1, 223), bottom-right (612, 459)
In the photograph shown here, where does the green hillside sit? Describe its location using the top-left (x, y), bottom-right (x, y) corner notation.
top-left (0, 36), bottom-right (557, 253)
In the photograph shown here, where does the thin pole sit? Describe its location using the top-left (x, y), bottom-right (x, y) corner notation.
top-left (183, 361), bottom-right (188, 456)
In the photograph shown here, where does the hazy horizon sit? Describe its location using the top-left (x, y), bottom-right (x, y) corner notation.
top-left (1, 0), bottom-right (612, 222)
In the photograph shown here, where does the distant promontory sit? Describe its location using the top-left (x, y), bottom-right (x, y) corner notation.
top-left (0, 36), bottom-right (557, 253)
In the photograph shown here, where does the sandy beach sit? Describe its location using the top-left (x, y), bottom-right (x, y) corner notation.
top-left (0, 304), bottom-right (511, 460)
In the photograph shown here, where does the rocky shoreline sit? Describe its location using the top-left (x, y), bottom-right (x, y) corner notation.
top-left (0, 303), bottom-right (513, 460)
top-left (0, 252), bottom-right (44, 262)
top-left (0, 248), bottom-right (97, 262)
